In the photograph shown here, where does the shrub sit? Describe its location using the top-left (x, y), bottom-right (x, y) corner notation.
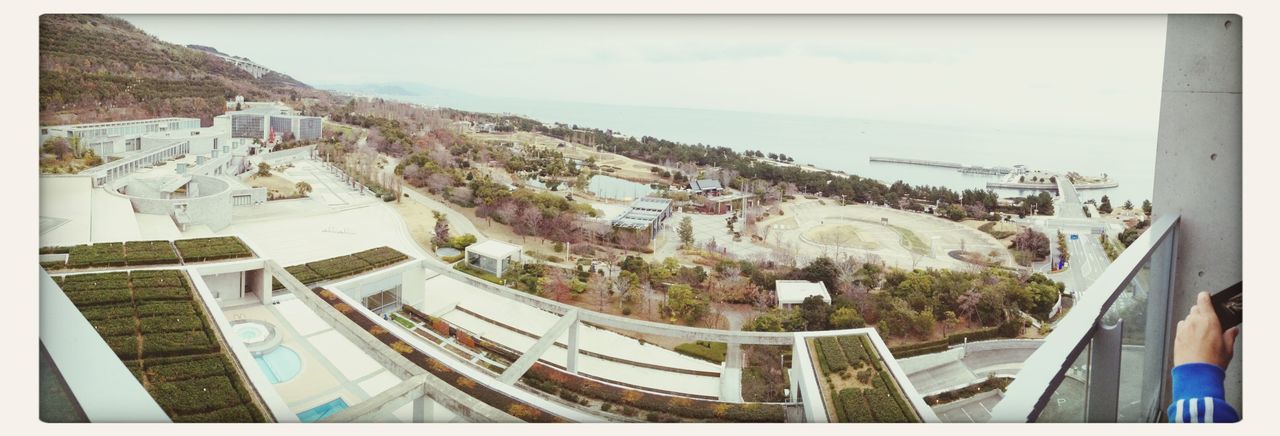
top-left (89, 317), bottom-right (138, 337)
top-left (139, 315), bottom-right (205, 333)
top-left (174, 237), bottom-right (253, 262)
top-left (674, 341), bottom-right (727, 364)
top-left (79, 304), bottom-right (136, 321)
top-left (145, 356), bottom-right (229, 384)
top-left (137, 301), bottom-right (197, 317)
top-left (66, 289), bottom-right (133, 307)
top-left (816, 337), bottom-right (850, 373)
top-left (142, 331), bottom-right (216, 357)
top-left (135, 287), bottom-right (191, 301)
top-left (175, 405), bottom-right (257, 423)
top-left (148, 375), bottom-right (243, 414)
top-left (104, 335), bottom-right (138, 359)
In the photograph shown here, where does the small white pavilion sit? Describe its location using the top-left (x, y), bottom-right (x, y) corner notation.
top-left (775, 280), bottom-right (831, 309)
top-left (464, 240), bottom-right (523, 277)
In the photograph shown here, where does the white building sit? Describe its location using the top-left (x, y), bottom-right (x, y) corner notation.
top-left (213, 103), bottom-right (322, 143)
top-left (464, 240), bottom-right (523, 278)
top-left (40, 117), bottom-right (203, 158)
top-left (775, 280), bottom-right (831, 309)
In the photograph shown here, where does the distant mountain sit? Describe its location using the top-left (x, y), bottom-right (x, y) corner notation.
top-left (39, 14), bottom-right (318, 125)
top-left (322, 83), bottom-right (424, 97)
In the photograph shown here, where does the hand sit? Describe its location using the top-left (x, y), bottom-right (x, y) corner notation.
top-left (1173, 291), bottom-right (1240, 369)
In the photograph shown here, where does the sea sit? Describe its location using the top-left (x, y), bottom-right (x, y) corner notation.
top-left (358, 89), bottom-right (1157, 206)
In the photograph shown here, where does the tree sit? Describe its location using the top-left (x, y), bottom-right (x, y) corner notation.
top-left (829, 306), bottom-right (865, 329)
top-left (432, 212), bottom-right (451, 247)
top-left (1012, 228), bottom-right (1051, 260)
top-left (796, 257), bottom-right (841, 291)
top-left (1123, 200), bottom-right (1134, 210)
top-left (678, 216), bottom-right (695, 248)
top-left (665, 284), bottom-right (708, 324)
top-left (295, 181), bottom-right (312, 196)
top-left (1142, 199), bottom-right (1152, 216)
top-left (941, 204), bottom-right (967, 221)
top-left (941, 310), bottom-right (960, 337)
top-left (257, 162), bottom-right (271, 177)
top-left (799, 295), bottom-right (831, 331)
top-left (1098, 195), bottom-right (1113, 214)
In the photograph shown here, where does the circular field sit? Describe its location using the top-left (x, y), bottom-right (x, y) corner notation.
top-left (801, 223), bottom-right (880, 250)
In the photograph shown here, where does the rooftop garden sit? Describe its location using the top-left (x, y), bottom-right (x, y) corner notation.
top-left (808, 334), bottom-right (919, 423)
top-left (41, 237), bottom-right (254, 271)
top-left (59, 270), bottom-right (269, 422)
top-left (271, 247), bottom-right (409, 290)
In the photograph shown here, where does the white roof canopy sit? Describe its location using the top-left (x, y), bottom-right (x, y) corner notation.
top-left (775, 280), bottom-right (831, 305)
top-left (466, 239), bottom-right (522, 259)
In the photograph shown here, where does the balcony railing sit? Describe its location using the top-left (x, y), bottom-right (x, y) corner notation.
top-left (990, 214), bottom-right (1180, 422)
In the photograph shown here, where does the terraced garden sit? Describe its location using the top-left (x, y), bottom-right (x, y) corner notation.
top-left (40, 237), bottom-right (254, 270)
top-left (59, 270), bottom-right (269, 422)
top-left (809, 334), bottom-right (919, 423)
top-left (272, 247), bottom-right (409, 290)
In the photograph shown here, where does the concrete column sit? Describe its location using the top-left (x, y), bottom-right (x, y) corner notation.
top-left (260, 267), bottom-right (273, 305)
top-left (788, 361), bottom-right (800, 403)
top-left (412, 394), bottom-right (435, 423)
top-left (1152, 14), bottom-right (1242, 414)
top-left (401, 261), bottom-right (426, 308)
top-left (566, 319), bottom-right (580, 374)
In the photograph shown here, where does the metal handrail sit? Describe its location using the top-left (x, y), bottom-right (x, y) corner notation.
top-left (989, 214), bottom-right (1180, 422)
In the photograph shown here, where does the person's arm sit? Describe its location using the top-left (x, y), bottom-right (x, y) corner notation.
top-left (1166, 291), bottom-right (1240, 423)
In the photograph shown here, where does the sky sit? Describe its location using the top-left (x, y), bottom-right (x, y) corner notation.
top-left (121, 14), bottom-right (1169, 137)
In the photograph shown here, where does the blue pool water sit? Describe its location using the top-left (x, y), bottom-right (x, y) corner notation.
top-left (298, 398), bottom-right (349, 423)
top-left (254, 346), bottom-right (302, 384)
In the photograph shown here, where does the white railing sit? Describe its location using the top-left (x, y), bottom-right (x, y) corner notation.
top-left (990, 214), bottom-right (1179, 422)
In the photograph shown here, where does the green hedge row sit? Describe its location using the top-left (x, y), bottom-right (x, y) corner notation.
top-left (123, 240), bottom-right (180, 265)
top-left (454, 262), bottom-right (503, 284)
top-left (174, 237), bottom-right (253, 262)
top-left (889, 320), bottom-right (1026, 359)
top-left (67, 289), bottom-right (133, 307)
top-left (837, 388), bottom-right (875, 422)
top-left (353, 246), bottom-right (409, 268)
top-left (273, 246), bottom-right (411, 290)
top-left (141, 331), bottom-right (216, 358)
top-left (838, 335), bottom-right (871, 368)
top-left (135, 287), bottom-right (191, 301)
top-left (816, 337), bottom-right (850, 373)
top-left (149, 375), bottom-right (244, 415)
top-left (80, 303), bottom-right (135, 321)
top-left (673, 341), bottom-right (727, 364)
top-left (137, 301), bottom-right (196, 318)
top-left (91, 316), bottom-right (138, 337)
top-left (105, 335), bottom-right (138, 359)
top-left (66, 242), bottom-right (126, 268)
top-left (139, 315), bottom-right (204, 333)
top-left (61, 280), bottom-right (129, 292)
top-left (144, 355), bottom-right (230, 384)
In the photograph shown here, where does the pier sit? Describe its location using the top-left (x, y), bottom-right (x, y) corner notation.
top-left (869, 156), bottom-right (1012, 175)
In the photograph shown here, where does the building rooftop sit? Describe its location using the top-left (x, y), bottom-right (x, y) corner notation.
top-left (691, 179), bottom-right (723, 191)
top-left (775, 280), bottom-right (831, 305)
top-left (466, 239), bottom-right (522, 259)
top-left (612, 197), bottom-right (673, 229)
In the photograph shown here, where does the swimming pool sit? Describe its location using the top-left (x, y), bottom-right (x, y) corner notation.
top-left (297, 398), bottom-right (349, 423)
top-left (254, 346), bottom-right (302, 384)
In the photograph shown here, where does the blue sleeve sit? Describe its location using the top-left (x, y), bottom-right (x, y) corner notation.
top-left (1166, 363), bottom-right (1239, 423)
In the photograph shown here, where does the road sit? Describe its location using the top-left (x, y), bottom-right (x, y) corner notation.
top-left (1022, 178), bottom-right (1115, 297)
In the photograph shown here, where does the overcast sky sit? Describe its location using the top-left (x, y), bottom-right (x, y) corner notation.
top-left (121, 15), bottom-right (1168, 136)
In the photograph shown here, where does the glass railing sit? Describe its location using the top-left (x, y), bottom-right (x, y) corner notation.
top-left (989, 214), bottom-right (1179, 423)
